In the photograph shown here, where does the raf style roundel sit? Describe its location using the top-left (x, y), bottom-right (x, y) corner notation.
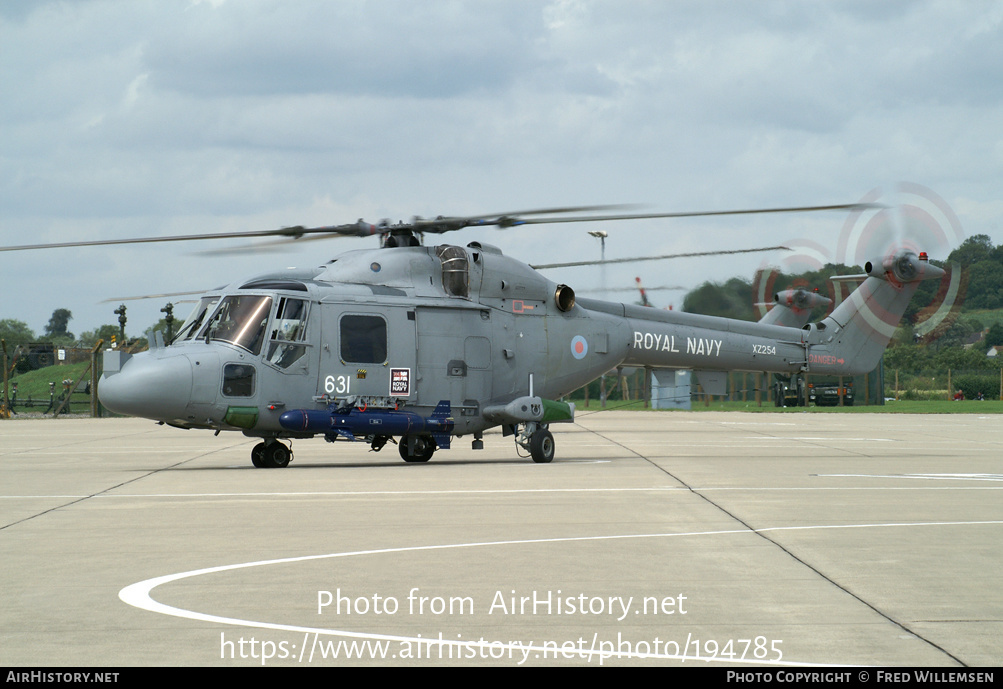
top-left (570, 335), bottom-right (588, 360)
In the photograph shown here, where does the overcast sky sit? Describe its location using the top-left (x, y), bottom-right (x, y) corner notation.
top-left (3, 0), bottom-right (1002, 337)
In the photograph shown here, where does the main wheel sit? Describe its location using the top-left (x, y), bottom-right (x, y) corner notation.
top-left (251, 442), bottom-right (266, 468)
top-left (529, 429), bottom-right (555, 463)
top-left (399, 435), bottom-right (435, 463)
top-left (261, 442), bottom-right (291, 468)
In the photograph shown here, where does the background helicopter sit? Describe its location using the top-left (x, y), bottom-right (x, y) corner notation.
top-left (3, 202), bottom-right (942, 467)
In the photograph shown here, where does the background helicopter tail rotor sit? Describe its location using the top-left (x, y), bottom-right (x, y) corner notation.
top-left (836, 183), bottom-right (967, 343)
top-left (752, 238), bottom-right (831, 319)
top-left (750, 184), bottom-right (967, 339)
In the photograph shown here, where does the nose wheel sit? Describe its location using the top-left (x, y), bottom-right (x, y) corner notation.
top-left (251, 441), bottom-right (292, 468)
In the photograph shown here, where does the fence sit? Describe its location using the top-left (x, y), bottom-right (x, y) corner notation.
top-left (889, 368), bottom-right (1003, 401)
top-left (573, 365), bottom-right (1003, 407)
top-left (2, 342), bottom-right (105, 418)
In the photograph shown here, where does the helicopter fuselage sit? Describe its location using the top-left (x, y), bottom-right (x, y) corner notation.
top-left (98, 241), bottom-right (940, 465)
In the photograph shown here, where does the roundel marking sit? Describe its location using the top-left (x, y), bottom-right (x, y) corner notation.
top-left (571, 335), bottom-right (588, 360)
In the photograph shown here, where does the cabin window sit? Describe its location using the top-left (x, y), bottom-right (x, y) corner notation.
top-left (222, 363), bottom-right (255, 397)
top-left (266, 297), bottom-right (310, 369)
top-left (340, 314), bottom-right (387, 363)
top-left (202, 295), bottom-right (272, 355)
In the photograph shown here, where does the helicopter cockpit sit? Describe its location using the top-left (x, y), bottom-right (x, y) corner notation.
top-left (200, 295), bottom-right (273, 354)
top-left (169, 293), bottom-right (311, 367)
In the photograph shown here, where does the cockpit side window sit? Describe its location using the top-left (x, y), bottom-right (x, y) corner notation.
top-left (171, 296), bottom-right (220, 344)
top-left (266, 297), bottom-right (310, 369)
top-left (201, 295), bottom-right (272, 355)
top-left (340, 314), bottom-right (387, 363)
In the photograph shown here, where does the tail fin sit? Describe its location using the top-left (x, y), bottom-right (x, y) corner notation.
top-left (759, 288), bottom-right (832, 328)
top-left (430, 400), bottom-right (453, 450)
top-left (809, 251), bottom-right (944, 375)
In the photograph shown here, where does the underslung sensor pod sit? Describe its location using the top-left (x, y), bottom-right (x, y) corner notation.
top-left (483, 397), bottom-right (574, 424)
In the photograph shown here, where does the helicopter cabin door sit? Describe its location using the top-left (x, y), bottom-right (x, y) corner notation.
top-left (319, 305), bottom-right (417, 404)
top-left (414, 306), bottom-right (491, 412)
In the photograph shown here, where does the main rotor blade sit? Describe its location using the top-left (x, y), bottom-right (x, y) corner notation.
top-left (0, 202), bottom-right (881, 252)
top-left (100, 290), bottom-right (210, 303)
top-left (0, 222), bottom-right (380, 253)
top-left (414, 202), bottom-right (882, 233)
top-left (578, 285), bottom-right (688, 293)
top-left (414, 204), bottom-right (639, 232)
top-left (532, 245), bottom-right (791, 270)
top-left (507, 203), bottom-right (884, 228)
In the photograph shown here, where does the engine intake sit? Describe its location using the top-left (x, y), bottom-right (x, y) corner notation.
top-left (555, 284), bottom-right (576, 312)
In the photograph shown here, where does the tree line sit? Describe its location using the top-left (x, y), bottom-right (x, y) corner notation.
top-left (0, 309), bottom-right (170, 351)
top-left (680, 234), bottom-right (1003, 371)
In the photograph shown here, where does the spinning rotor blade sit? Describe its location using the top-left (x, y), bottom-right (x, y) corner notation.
top-left (532, 245), bottom-right (791, 270)
top-left (0, 202), bottom-right (879, 253)
top-left (492, 202), bottom-right (885, 228)
top-left (100, 290), bottom-right (212, 303)
top-left (578, 284), bottom-right (688, 294)
top-left (412, 205), bottom-right (639, 232)
top-left (0, 221), bottom-right (381, 253)
top-left (412, 202), bottom-right (882, 234)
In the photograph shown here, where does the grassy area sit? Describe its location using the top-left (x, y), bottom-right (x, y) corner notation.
top-left (969, 309), bottom-right (1003, 328)
top-left (4, 361), bottom-right (94, 412)
top-left (569, 398), bottom-right (1003, 413)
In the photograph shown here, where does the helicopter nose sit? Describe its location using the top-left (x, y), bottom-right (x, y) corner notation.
top-left (99, 353), bottom-right (193, 421)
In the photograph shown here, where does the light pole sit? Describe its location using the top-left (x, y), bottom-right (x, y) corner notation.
top-left (588, 230), bottom-right (609, 407)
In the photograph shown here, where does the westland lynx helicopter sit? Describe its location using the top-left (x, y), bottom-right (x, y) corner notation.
top-left (3, 203), bottom-right (943, 466)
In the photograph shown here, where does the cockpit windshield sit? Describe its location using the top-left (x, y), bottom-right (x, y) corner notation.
top-left (200, 295), bottom-right (273, 355)
top-left (171, 296), bottom-right (221, 345)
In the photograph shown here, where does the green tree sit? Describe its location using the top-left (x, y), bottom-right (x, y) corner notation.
top-left (78, 325), bottom-right (122, 348)
top-left (927, 314), bottom-right (983, 351)
top-left (147, 317), bottom-right (178, 342)
top-left (0, 319), bottom-right (37, 349)
top-left (934, 345), bottom-right (993, 371)
top-left (964, 260), bottom-right (1003, 310)
top-left (44, 308), bottom-right (74, 341)
top-left (984, 323), bottom-right (1003, 353)
top-left (948, 234), bottom-right (994, 266)
top-left (884, 342), bottom-right (934, 371)
top-left (683, 277), bottom-right (755, 320)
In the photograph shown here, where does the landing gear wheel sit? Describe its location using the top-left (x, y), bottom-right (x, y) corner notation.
top-left (261, 442), bottom-right (291, 468)
top-left (399, 435), bottom-right (435, 463)
top-left (530, 429), bottom-right (555, 463)
top-left (251, 442), bottom-right (266, 468)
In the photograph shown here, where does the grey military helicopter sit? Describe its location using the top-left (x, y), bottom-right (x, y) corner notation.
top-left (3, 203), bottom-right (942, 467)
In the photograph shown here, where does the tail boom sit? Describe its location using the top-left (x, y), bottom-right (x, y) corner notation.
top-left (574, 250), bottom-right (942, 381)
